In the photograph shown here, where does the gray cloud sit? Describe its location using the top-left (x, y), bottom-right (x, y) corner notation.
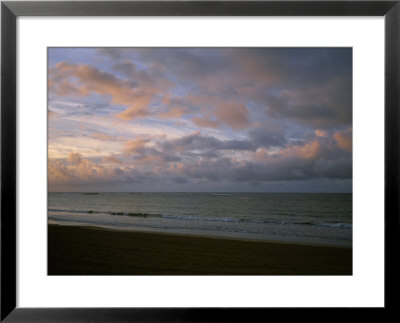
top-left (96, 48), bottom-right (352, 129)
top-left (248, 126), bottom-right (287, 148)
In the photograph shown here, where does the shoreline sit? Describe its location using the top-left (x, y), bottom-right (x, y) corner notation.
top-left (48, 220), bottom-right (351, 248)
top-left (48, 224), bottom-right (352, 275)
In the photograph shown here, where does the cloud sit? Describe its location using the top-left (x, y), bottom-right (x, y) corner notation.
top-left (116, 131), bottom-right (350, 184)
top-left (49, 62), bottom-right (158, 120)
top-left (158, 94), bottom-right (252, 130)
top-left (48, 130), bottom-right (352, 190)
top-left (48, 109), bottom-right (57, 118)
top-left (164, 133), bottom-right (351, 184)
top-left (264, 75), bottom-right (352, 128)
top-left (48, 159), bottom-right (75, 183)
top-left (118, 132), bottom-right (256, 167)
top-left (248, 124), bottom-right (287, 148)
top-left (49, 153), bottom-right (144, 187)
top-left (50, 48), bottom-right (352, 130)
top-left (102, 153), bottom-right (123, 165)
top-left (215, 103), bottom-right (250, 130)
top-left (191, 115), bottom-right (220, 128)
top-left (315, 129), bottom-right (329, 137)
top-left (114, 95), bottom-right (152, 119)
top-left (124, 48), bottom-right (351, 128)
top-left (123, 138), bottom-right (150, 155)
top-left (48, 48), bottom-right (352, 191)
top-left (112, 59), bottom-right (165, 91)
top-left (67, 152), bottom-right (82, 165)
top-left (90, 132), bottom-right (124, 141)
top-left (112, 60), bottom-right (138, 77)
top-left (159, 133), bottom-right (253, 159)
top-left (157, 95), bottom-right (191, 118)
top-left (175, 143), bottom-right (350, 184)
top-left (334, 127), bottom-right (352, 152)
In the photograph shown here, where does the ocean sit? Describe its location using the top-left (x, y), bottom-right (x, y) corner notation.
top-left (48, 192), bottom-right (352, 247)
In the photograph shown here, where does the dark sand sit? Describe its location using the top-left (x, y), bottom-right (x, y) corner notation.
top-left (48, 224), bottom-right (352, 275)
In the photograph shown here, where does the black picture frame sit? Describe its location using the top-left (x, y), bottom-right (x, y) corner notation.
top-left (1, 0), bottom-right (399, 321)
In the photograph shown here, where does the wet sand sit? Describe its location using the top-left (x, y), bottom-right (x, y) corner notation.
top-left (48, 224), bottom-right (352, 275)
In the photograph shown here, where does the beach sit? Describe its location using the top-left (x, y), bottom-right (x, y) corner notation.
top-left (48, 224), bottom-right (352, 275)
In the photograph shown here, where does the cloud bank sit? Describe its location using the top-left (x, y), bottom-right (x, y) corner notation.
top-left (48, 48), bottom-right (352, 192)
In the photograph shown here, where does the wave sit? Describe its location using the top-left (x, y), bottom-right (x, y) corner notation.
top-left (160, 214), bottom-right (352, 229)
top-left (48, 208), bottom-right (351, 229)
top-left (48, 208), bottom-right (160, 218)
top-left (162, 214), bottom-right (240, 222)
top-left (319, 222), bottom-right (353, 229)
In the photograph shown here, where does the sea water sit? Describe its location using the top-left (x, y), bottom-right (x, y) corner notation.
top-left (48, 192), bottom-right (352, 247)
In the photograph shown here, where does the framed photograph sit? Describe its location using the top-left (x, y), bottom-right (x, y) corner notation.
top-left (1, 0), bottom-right (399, 321)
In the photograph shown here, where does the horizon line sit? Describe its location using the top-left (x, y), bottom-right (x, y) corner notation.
top-left (48, 191), bottom-right (352, 194)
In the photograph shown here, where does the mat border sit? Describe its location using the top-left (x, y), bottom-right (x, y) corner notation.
top-left (2, 1), bottom-right (399, 321)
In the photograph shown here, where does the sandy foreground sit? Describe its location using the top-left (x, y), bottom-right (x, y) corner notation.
top-left (48, 224), bottom-right (352, 275)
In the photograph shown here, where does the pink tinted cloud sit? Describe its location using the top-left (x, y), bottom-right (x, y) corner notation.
top-left (334, 127), bottom-right (352, 152)
top-left (315, 129), bottom-right (329, 138)
top-left (50, 61), bottom-right (251, 130)
top-left (279, 139), bottom-right (323, 160)
top-left (157, 93), bottom-right (251, 130)
top-left (192, 116), bottom-right (220, 128)
top-left (48, 159), bottom-right (74, 182)
top-left (91, 132), bottom-right (124, 141)
top-left (123, 138), bottom-right (150, 155)
top-left (215, 103), bottom-right (250, 130)
top-left (102, 153), bottom-right (123, 165)
top-left (157, 95), bottom-right (193, 119)
top-left (158, 106), bottom-right (187, 118)
top-left (48, 110), bottom-right (57, 118)
top-left (49, 62), bottom-right (158, 120)
top-left (49, 153), bottom-right (127, 185)
top-left (115, 95), bottom-right (152, 120)
top-left (67, 152), bottom-right (83, 165)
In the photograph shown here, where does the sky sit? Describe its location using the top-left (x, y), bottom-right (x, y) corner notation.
top-left (48, 48), bottom-right (352, 192)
